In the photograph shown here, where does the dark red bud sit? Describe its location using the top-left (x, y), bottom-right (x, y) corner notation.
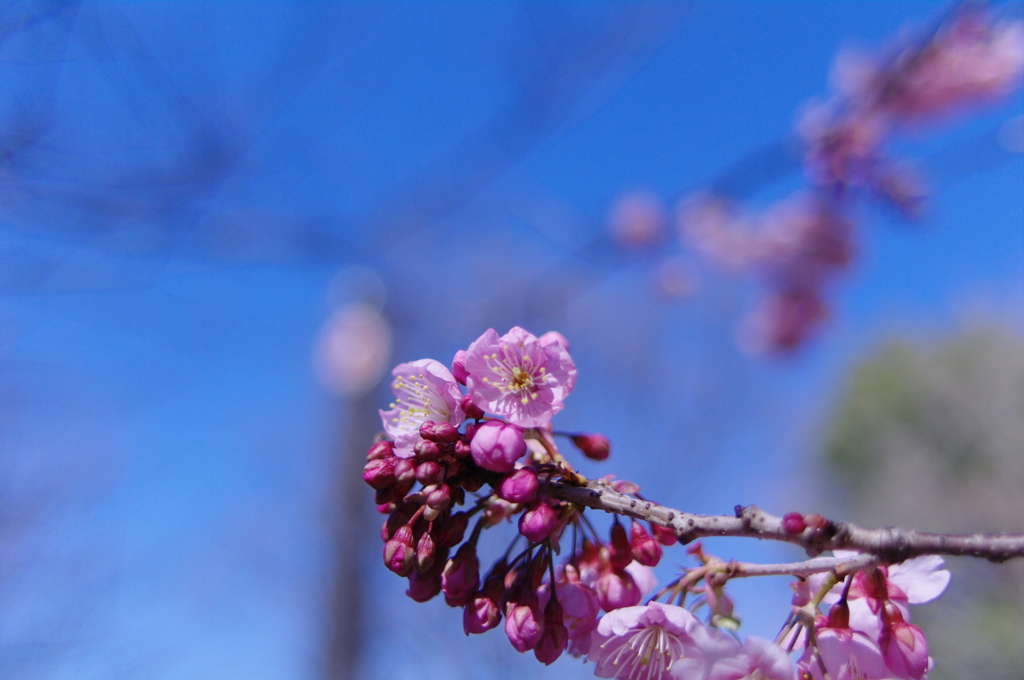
top-left (384, 525), bottom-right (415, 576)
top-left (414, 439), bottom-right (442, 460)
top-left (425, 484), bottom-right (452, 511)
top-left (608, 521), bottom-right (632, 569)
top-left (393, 458), bottom-right (417, 486)
top-left (375, 481), bottom-right (413, 506)
top-left (461, 395), bottom-right (485, 420)
top-left (453, 439), bottom-right (472, 458)
top-left (415, 531), bottom-right (436, 573)
top-left (363, 456), bottom-right (397, 489)
top-left (782, 513), bottom-right (808, 535)
top-left (436, 512), bottom-right (470, 548)
top-left (420, 421), bottom-right (460, 444)
top-left (415, 461), bottom-right (444, 486)
top-left (571, 434), bottom-right (610, 461)
top-left (366, 440), bottom-right (394, 461)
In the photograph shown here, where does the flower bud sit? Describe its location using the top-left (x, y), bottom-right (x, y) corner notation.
top-left (595, 568), bottom-right (640, 611)
top-left (415, 460), bottom-right (444, 486)
top-left (881, 606), bottom-right (929, 680)
top-left (453, 438), bottom-right (472, 458)
top-left (414, 439), bottom-right (442, 461)
top-left (383, 525), bottom-right (415, 577)
top-left (366, 440), bottom-right (394, 461)
top-left (629, 520), bottom-right (662, 567)
top-left (406, 546), bottom-right (447, 603)
top-left (534, 597), bottom-right (568, 665)
top-left (571, 433), bottom-right (610, 461)
top-left (420, 420), bottom-right (460, 444)
top-left (608, 522), bottom-right (632, 570)
top-left (362, 456), bottom-right (396, 489)
top-left (518, 500), bottom-right (557, 543)
top-left (452, 350), bottom-right (469, 385)
top-left (483, 498), bottom-right (515, 526)
top-left (393, 457), bottom-right (417, 486)
top-left (470, 421), bottom-right (526, 473)
top-left (505, 590), bottom-right (544, 652)
top-left (464, 575), bottom-right (504, 635)
top-left (650, 522), bottom-right (677, 546)
top-left (415, 531), bottom-right (436, 573)
top-left (374, 481), bottom-right (412, 506)
top-left (442, 543), bottom-right (480, 607)
top-left (461, 394), bottom-right (484, 420)
top-left (782, 512), bottom-right (807, 534)
top-left (497, 467), bottom-right (539, 504)
top-left (382, 502), bottom-right (418, 541)
top-left (435, 512), bottom-right (470, 548)
top-left (425, 484), bottom-right (452, 512)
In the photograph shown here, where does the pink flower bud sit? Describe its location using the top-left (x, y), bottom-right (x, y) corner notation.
top-left (483, 498), bottom-right (514, 526)
top-left (545, 581), bottom-right (599, 641)
top-left (497, 468), bottom-right (539, 504)
top-left (607, 522), bottom-right (632, 570)
top-left (442, 543), bottom-right (480, 607)
top-left (436, 512), bottom-right (469, 548)
top-left (505, 591), bottom-right (544, 652)
top-left (362, 456), bottom-right (396, 489)
top-left (461, 395), bottom-right (485, 421)
top-left (649, 522), bottom-right (677, 546)
top-left (463, 575), bottom-right (504, 635)
top-left (595, 568), bottom-right (641, 611)
top-left (393, 458), bottom-right (417, 486)
top-left (782, 512), bottom-right (807, 534)
top-left (470, 421), bottom-right (526, 472)
top-left (571, 433), bottom-right (610, 461)
top-left (413, 438), bottom-right (442, 460)
top-left (425, 484), bottom-right (452, 512)
top-left (366, 440), bottom-right (394, 461)
top-left (374, 481), bottom-right (412, 506)
top-left (383, 525), bottom-right (415, 577)
top-left (420, 420), bottom-right (460, 444)
top-left (629, 520), bottom-right (662, 567)
top-left (415, 531), bottom-right (436, 573)
top-left (406, 547), bottom-right (447, 603)
top-left (452, 350), bottom-right (469, 385)
top-left (415, 460), bottom-right (444, 486)
top-left (518, 500), bottom-right (557, 543)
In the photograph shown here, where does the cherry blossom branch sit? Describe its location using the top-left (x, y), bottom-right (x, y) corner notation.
top-left (719, 553), bottom-right (880, 580)
top-left (546, 478), bottom-right (1024, 563)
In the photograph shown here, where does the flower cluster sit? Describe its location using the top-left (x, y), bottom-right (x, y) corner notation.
top-left (366, 327), bottom-right (669, 664)
top-left (608, 4), bottom-right (1024, 354)
top-left (787, 553), bottom-right (950, 680)
top-left (365, 327), bottom-right (958, 679)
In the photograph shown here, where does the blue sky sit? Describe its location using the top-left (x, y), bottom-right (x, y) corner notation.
top-left (0, 2), bottom-right (1020, 679)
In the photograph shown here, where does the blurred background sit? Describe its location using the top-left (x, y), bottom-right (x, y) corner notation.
top-left (0, 2), bottom-right (1021, 679)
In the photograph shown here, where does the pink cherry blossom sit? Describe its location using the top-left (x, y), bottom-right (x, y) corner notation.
top-left (880, 607), bottom-right (929, 680)
top-left (463, 327), bottom-right (577, 427)
top-left (708, 636), bottom-right (796, 680)
top-left (379, 359), bottom-right (465, 457)
top-left (800, 617), bottom-right (890, 680)
top-left (586, 602), bottom-right (712, 680)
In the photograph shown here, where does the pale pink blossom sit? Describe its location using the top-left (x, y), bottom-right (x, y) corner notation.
top-left (880, 607), bottom-right (929, 680)
top-left (587, 602), bottom-right (715, 680)
top-left (464, 327), bottom-right (577, 427)
top-left (708, 636), bottom-right (796, 680)
top-left (800, 617), bottom-right (889, 680)
top-left (379, 359), bottom-right (465, 457)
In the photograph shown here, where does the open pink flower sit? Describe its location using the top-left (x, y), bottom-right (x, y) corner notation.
top-left (463, 327), bottom-right (577, 427)
top-left (587, 602), bottom-right (716, 680)
top-left (379, 359), bottom-right (465, 457)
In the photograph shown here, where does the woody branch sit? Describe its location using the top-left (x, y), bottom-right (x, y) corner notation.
top-left (545, 478), bottom-right (1024, 563)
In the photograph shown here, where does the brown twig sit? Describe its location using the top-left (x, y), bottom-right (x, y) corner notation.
top-left (547, 478), bottom-right (1024, 563)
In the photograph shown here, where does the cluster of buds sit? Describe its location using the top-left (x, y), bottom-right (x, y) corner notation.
top-left (365, 326), bottom-right (667, 664)
top-left (608, 4), bottom-right (1024, 354)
